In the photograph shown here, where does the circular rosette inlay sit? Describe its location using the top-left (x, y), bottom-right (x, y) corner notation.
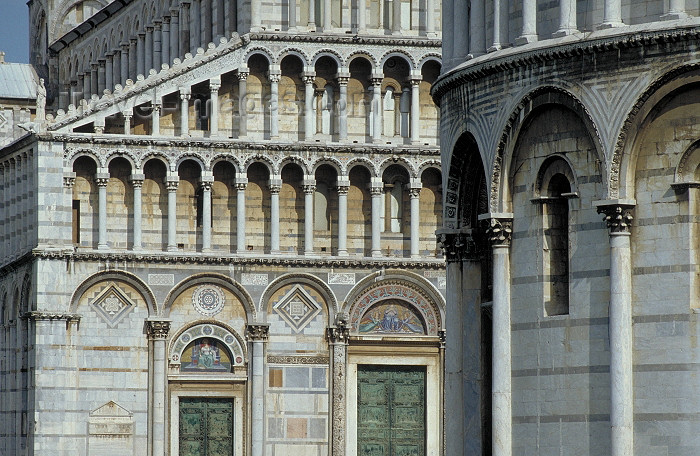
top-left (192, 285), bottom-right (226, 317)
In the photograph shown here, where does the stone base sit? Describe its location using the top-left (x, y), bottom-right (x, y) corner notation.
top-left (596, 21), bottom-right (624, 30)
top-left (514, 34), bottom-right (538, 46)
top-left (660, 12), bottom-right (688, 21)
top-left (552, 28), bottom-right (578, 38)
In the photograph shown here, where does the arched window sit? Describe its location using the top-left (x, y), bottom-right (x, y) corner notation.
top-left (314, 182), bottom-right (330, 231)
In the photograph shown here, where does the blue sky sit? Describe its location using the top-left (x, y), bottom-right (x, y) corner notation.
top-left (0, 1), bottom-right (30, 63)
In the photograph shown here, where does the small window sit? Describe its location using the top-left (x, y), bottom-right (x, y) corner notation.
top-left (543, 174), bottom-right (570, 316)
top-left (72, 200), bottom-right (80, 244)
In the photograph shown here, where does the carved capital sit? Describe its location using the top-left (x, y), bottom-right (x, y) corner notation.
top-left (438, 329), bottom-right (446, 347)
top-left (481, 216), bottom-right (513, 247)
top-left (166, 179), bottom-right (179, 192)
top-left (370, 77), bottom-right (383, 87)
top-left (130, 178), bottom-right (144, 189)
top-left (303, 184), bottom-right (316, 194)
top-left (235, 182), bottom-right (247, 191)
top-left (326, 319), bottom-right (350, 344)
top-left (408, 187), bottom-right (421, 198)
top-left (269, 184), bottom-right (281, 194)
top-left (336, 185), bottom-right (349, 195)
top-left (237, 71), bottom-right (249, 81)
top-left (336, 75), bottom-right (350, 86)
top-left (63, 173), bottom-right (76, 188)
top-left (268, 73), bottom-right (281, 84)
top-left (246, 324), bottom-right (270, 341)
top-left (209, 82), bottom-right (221, 93)
top-left (95, 177), bottom-right (109, 188)
top-left (595, 201), bottom-right (635, 234)
top-left (200, 180), bottom-right (213, 192)
top-left (146, 319), bottom-right (171, 339)
top-left (436, 229), bottom-right (478, 262)
top-left (369, 185), bottom-right (383, 196)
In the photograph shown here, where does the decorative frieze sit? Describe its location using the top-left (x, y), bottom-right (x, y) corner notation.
top-left (22, 311), bottom-right (81, 322)
top-left (266, 355), bottom-right (330, 364)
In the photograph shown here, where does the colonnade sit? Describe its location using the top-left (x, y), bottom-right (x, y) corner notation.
top-left (0, 153), bottom-right (34, 263)
top-left (445, 0), bottom-right (691, 65)
top-left (71, 169), bottom-right (427, 258)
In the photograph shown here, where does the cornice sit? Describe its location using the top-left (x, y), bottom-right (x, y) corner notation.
top-left (432, 24), bottom-right (700, 104)
top-left (31, 249), bottom-right (446, 270)
top-left (250, 32), bottom-right (441, 48)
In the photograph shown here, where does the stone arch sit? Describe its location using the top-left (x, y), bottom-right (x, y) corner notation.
top-left (675, 139), bottom-right (700, 184)
top-left (614, 63), bottom-right (700, 199)
top-left (379, 50), bottom-right (416, 70)
top-left (493, 86), bottom-right (605, 212)
top-left (163, 273), bottom-right (256, 321)
top-left (210, 155), bottom-right (242, 174)
top-left (168, 321), bottom-right (247, 367)
top-left (418, 54), bottom-right (441, 71)
top-left (311, 49), bottom-right (343, 67)
top-left (244, 47), bottom-right (275, 66)
top-left (346, 52), bottom-right (377, 70)
top-left (417, 160), bottom-right (441, 179)
top-left (379, 156), bottom-right (416, 178)
top-left (260, 273), bottom-right (339, 318)
top-left (243, 154), bottom-right (275, 174)
top-left (279, 155), bottom-right (311, 174)
top-left (105, 150), bottom-right (138, 170)
top-left (66, 148), bottom-right (101, 168)
top-left (342, 270), bottom-right (445, 336)
top-left (175, 154), bottom-right (206, 173)
top-left (69, 270), bottom-right (157, 315)
top-left (277, 48), bottom-right (309, 66)
top-left (140, 151), bottom-right (170, 170)
top-left (534, 155), bottom-right (578, 198)
top-left (346, 157), bottom-right (378, 177)
top-left (311, 157), bottom-right (343, 175)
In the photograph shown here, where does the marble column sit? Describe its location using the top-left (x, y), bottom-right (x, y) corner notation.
top-left (251, 0), bottom-right (262, 30)
top-left (146, 319), bottom-right (171, 456)
top-left (409, 77), bottom-right (420, 144)
top-left (145, 26), bottom-right (154, 73)
top-left (215, 0), bottom-right (225, 38)
top-left (289, 0), bottom-right (297, 29)
top-left (269, 179), bottom-right (282, 253)
top-left (180, 87), bottom-right (191, 136)
top-left (357, 0), bottom-right (365, 31)
top-left (409, 182), bottom-right (421, 258)
top-left (370, 179), bottom-right (382, 257)
top-left (303, 178), bottom-right (316, 255)
top-left (137, 33), bottom-right (146, 76)
top-left (392, 0), bottom-right (401, 33)
top-left (336, 72), bottom-right (349, 140)
top-left (166, 177), bottom-right (179, 251)
top-left (662, 0), bottom-right (687, 19)
top-left (90, 63), bottom-right (98, 97)
top-left (246, 324), bottom-right (269, 456)
top-left (337, 179), bottom-right (349, 256)
top-left (153, 21), bottom-right (163, 69)
top-left (599, 0), bottom-right (623, 28)
top-left (152, 102), bottom-right (161, 135)
top-left (201, 0), bottom-right (212, 45)
top-left (489, 0), bottom-right (506, 51)
top-left (120, 42), bottom-right (129, 83)
top-left (480, 214), bottom-right (513, 456)
top-left (192, 0), bottom-right (201, 49)
top-left (237, 70), bottom-right (249, 137)
top-left (308, 0), bottom-right (316, 29)
top-left (79, 73), bottom-right (87, 100)
top-left (162, 17), bottom-right (170, 65)
top-left (112, 48), bottom-right (121, 85)
top-left (105, 53), bottom-right (114, 90)
top-left (269, 71), bottom-right (280, 138)
top-left (370, 76), bottom-right (382, 143)
top-left (425, 0), bottom-right (435, 35)
top-left (327, 317), bottom-right (349, 456)
top-left (209, 78), bottom-right (221, 136)
top-left (180, 2), bottom-right (191, 54)
top-left (129, 174), bottom-right (144, 250)
top-left (303, 71), bottom-right (316, 141)
top-left (96, 172), bottom-right (110, 250)
top-left (468, 0), bottom-right (485, 55)
top-left (228, 0), bottom-right (238, 34)
top-left (123, 112), bottom-right (132, 135)
top-left (200, 175), bottom-right (213, 251)
top-left (235, 177), bottom-right (248, 253)
top-left (595, 201), bottom-right (635, 456)
top-left (516, 0), bottom-right (537, 45)
top-left (129, 38), bottom-right (138, 78)
top-left (324, 0), bottom-right (332, 30)
top-left (554, 0), bottom-right (578, 36)
top-left (170, 9), bottom-right (180, 60)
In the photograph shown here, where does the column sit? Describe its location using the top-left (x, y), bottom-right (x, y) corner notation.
top-left (146, 319), bottom-right (171, 456)
top-left (443, 0), bottom-right (455, 66)
top-left (469, 0), bottom-right (485, 55)
top-left (228, 0), bottom-right (238, 34)
top-left (489, 0), bottom-right (503, 50)
top-left (209, 78), bottom-right (221, 137)
top-left (151, 102), bottom-right (161, 135)
top-left (192, 0), bottom-right (201, 49)
top-left (662, 0), bottom-right (687, 19)
top-left (106, 53), bottom-right (114, 90)
top-left (269, 178), bottom-right (281, 253)
top-left (96, 172), bottom-right (109, 250)
top-left (246, 324), bottom-right (269, 456)
top-left (409, 77), bottom-right (420, 144)
top-left (201, 0), bottom-right (212, 44)
top-left (123, 111), bottom-right (132, 135)
top-left (336, 72), bottom-right (349, 140)
top-left (303, 71), bottom-right (316, 141)
top-left (215, 0), bottom-right (225, 39)
top-left (235, 177), bottom-right (248, 253)
top-left (200, 175), bottom-right (213, 251)
top-left (337, 179), bottom-right (349, 256)
top-left (120, 42), bottom-right (129, 83)
top-left (170, 9), bottom-right (180, 60)
top-left (153, 21), bottom-right (162, 69)
top-left (371, 76), bottom-right (382, 143)
top-left (129, 38), bottom-right (138, 78)
top-left (370, 179), bottom-right (382, 257)
top-left (162, 17), bottom-right (170, 65)
top-left (79, 73), bottom-right (87, 100)
top-left (97, 60), bottom-right (106, 95)
top-left (289, 0), bottom-right (297, 29)
top-left (180, 2), bottom-right (190, 55)
top-left (327, 318), bottom-right (349, 456)
top-left (308, 0), bottom-right (316, 29)
top-left (166, 177), bottom-right (179, 251)
top-left (237, 70), bottom-right (249, 137)
top-left (595, 201), bottom-right (635, 456)
top-left (303, 178), bottom-right (315, 255)
top-left (180, 87), bottom-right (191, 136)
top-left (129, 174), bottom-right (144, 250)
top-left (112, 48), bottom-right (121, 85)
top-left (599, 0), bottom-right (623, 28)
top-left (251, 0), bottom-right (262, 30)
top-left (480, 214), bottom-right (513, 456)
top-left (89, 63), bottom-right (97, 97)
top-left (516, 0), bottom-right (538, 45)
top-left (145, 26), bottom-right (154, 73)
top-left (324, 0), bottom-right (332, 30)
top-left (357, 0), bottom-right (365, 31)
top-left (425, 0), bottom-right (435, 35)
top-left (554, 0), bottom-right (578, 37)
top-left (269, 70), bottom-right (280, 138)
top-left (409, 181), bottom-right (421, 258)
top-left (137, 33), bottom-right (146, 76)
top-left (392, 0), bottom-right (401, 33)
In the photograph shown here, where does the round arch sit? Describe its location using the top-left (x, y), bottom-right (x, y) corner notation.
top-left (168, 321), bottom-right (247, 367)
top-left (69, 270), bottom-right (157, 315)
top-left (259, 273), bottom-right (339, 318)
top-left (163, 273), bottom-right (256, 321)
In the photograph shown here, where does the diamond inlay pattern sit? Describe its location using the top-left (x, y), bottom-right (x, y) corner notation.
top-left (272, 285), bottom-right (321, 333)
top-left (89, 282), bottom-right (137, 328)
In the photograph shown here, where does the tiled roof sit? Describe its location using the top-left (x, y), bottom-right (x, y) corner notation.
top-left (0, 63), bottom-right (38, 100)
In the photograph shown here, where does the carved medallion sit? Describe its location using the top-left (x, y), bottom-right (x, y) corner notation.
top-left (192, 284), bottom-right (226, 317)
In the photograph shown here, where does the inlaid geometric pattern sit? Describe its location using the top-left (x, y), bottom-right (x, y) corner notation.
top-left (89, 282), bottom-right (136, 328)
top-left (191, 284), bottom-right (226, 317)
top-left (273, 285), bottom-right (321, 333)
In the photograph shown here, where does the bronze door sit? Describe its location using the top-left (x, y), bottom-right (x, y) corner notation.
top-left (357, 365), bottom-right (426, 456)
top-left (179, 398), bottom-right (234, 456)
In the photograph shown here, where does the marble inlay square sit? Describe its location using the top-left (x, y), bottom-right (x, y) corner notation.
top-left (273, 285), bottom-right (321, 333)
top-left (89, 283), bottom-right (136, 328)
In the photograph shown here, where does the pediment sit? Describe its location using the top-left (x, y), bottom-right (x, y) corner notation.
top-left (90, 401), bottom-right (133, 418)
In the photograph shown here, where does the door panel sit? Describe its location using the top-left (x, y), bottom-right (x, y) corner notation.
top-left (179, 398), bottom-right (234, 456)
top-left (358, 365), bottom-right (425, 456)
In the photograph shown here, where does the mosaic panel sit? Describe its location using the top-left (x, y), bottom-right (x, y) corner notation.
top-left (171, 324), bottom-right (245, 367)
top-left (359, 301), bottom-right (426, 335)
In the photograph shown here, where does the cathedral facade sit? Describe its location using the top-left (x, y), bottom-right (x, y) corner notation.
top-left (434, 2), bottom-right (700, 455)
top-left (0, 0), bottom-right (444, 455)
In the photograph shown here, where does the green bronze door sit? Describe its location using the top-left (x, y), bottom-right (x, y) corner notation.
top-left (179, 398), bottom-right (234, 456)
top-left (357, 365), bottom-right (426, 456)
